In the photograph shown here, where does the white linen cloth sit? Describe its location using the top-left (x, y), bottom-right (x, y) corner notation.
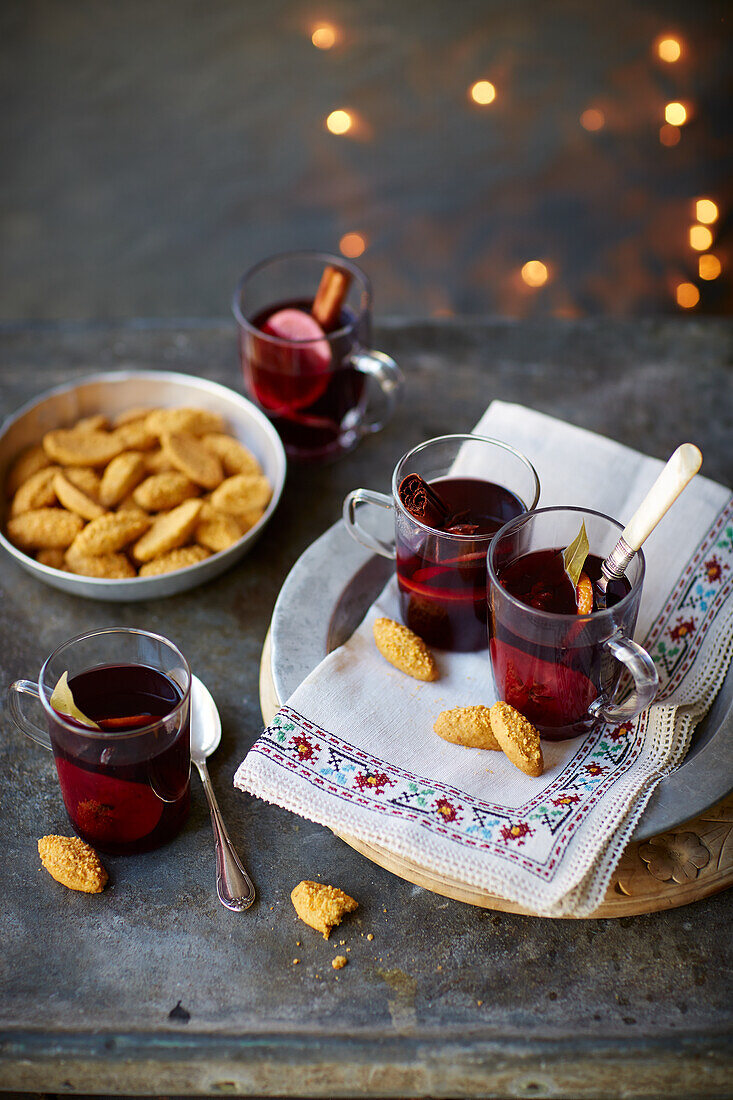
top-left (235, 403), bottom-right (733, 915)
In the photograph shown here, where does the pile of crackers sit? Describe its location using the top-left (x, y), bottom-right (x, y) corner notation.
top-left (4, 406), bottom-right (272, 579)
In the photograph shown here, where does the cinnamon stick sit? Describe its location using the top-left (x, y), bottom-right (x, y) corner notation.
top-left (398, 473), bottom-right (450, 528)
top-left (312, 265), bottom-right (352, 330)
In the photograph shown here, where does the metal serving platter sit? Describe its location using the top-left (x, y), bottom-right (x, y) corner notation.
top-left (0, 371), bottom-right (286, 600)
top-left (270, 520), bottom-right (733, 843)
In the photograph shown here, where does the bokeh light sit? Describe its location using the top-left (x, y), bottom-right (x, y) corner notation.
top-left (676, 283), bottom-right (699, 308)
top-left (339, 232), bottom-right (367, 259)
top-left (657, 37), bottom-right (682, 62)
top-left (659, 124), bottom-right (681, 146)
top-left (311, 24), bottom-right (337, 49)
top-left (326, 110), bottom-right (353, 135)
top-left (470, 80), bottom-right (496, 105)
top-left (689, 225), bottom-right (713, 251)
top-left (696, 198), bottom-right (719, 224)
top-left (521, 260), bottom-right (549, 288)
top-left (665, 102), bottom-right (687, 126)
top-left (580, 108), bottom-right (605, 131)
top-left (698, 254), bottom-right (722, 280)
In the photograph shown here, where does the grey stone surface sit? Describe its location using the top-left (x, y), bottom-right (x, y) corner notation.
top-left (0, 317), bottom-right (732, 1097)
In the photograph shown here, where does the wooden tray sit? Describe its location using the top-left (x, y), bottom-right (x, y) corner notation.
top-left (259, 521), bottom-right (733, 917)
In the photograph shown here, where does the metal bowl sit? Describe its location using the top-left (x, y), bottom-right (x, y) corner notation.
top-left (0, 370), bottom-right (286, 600)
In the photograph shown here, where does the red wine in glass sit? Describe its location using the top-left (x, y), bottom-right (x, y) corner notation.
top-left (242, 298), bottom-right (366, 461)
top-left (397, 477), bottom-right (525, 651)
top-left (50, 664), bottom-right (190, 855)
top-left (491, 549), bottom-right (631, 739)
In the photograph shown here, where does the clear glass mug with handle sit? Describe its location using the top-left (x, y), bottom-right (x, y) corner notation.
top-left (7, 627), bottom-right (191, 854)
top-left (232, 250), bottom-right (403, 462)
top-left (487, 506), bottom-right (659, 740)
top-left (343, 434), bottom-right (540, 651)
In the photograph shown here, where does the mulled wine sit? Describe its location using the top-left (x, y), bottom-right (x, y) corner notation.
top-left (397, 476), bottom-right (525, 651)
top-left (241, 298), bottom-right (366, 461)
top-left (490, 548), bottom-right (632, 739)
top-left (50, 663), bottom-right (190, 855)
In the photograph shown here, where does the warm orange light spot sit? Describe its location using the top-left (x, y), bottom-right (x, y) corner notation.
top-left (470, 80), bottom-right (496, 105)
top-left (521, 260), bottom-right (549, 288)
top-left (689, 225), bottom-right (713, 251)
top-left (580, 108), bottom-right (605, 131)
top-left (676, 283), bottom-right (699, 309)
top-left (326, 110), bottom-right (353, 135)
top-left (339, 232), bottom-right (366, 259)
top-left (698, 254), bottom-right (721, 280)
top-left (657, 37), bottom-right (682, 62)
top-left (665, 102), bottom-right (687, 126)
top-left (311, 24), bottom-right (337, 49)
top-left (696, 199), bottom-right (718, 224)
top-left (659, 124), bottom-right (680, 146)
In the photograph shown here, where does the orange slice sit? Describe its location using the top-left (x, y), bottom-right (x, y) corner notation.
top-left (575, 571), bottom-right (594, 615)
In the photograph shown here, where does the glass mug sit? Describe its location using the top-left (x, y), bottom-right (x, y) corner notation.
top-left (488, 507), bottom-right (659, 741)
top-left (7, 628), bottom-right (191, 855)
top-left (232, 250), bottom-right (404, 462)
top-left (343, 434), bottom-right (540, 652)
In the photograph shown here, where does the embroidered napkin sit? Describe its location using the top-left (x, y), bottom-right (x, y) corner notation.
top-left (235, 403), bottom-right (733, 915)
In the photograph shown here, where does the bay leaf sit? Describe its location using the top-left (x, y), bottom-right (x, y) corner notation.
top-left (563, 520), bottom-right (590, 589)
top-left (49, 670), bottom-right (100, 729)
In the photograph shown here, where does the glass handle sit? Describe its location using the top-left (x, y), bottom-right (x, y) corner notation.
top-left (6, 680), bottom-right (53, 751)
top-left (589, 632), bottom-right (659, 724)
top-left (342, 488), bottom-right (396, 559)
top-left (351, 349), bottom-right (404, 436)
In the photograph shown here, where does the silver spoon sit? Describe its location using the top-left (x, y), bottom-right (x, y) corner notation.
top-left (596, 443), bottom-right (702, 609)
top-left (191, 676), bottom-right (256, 911)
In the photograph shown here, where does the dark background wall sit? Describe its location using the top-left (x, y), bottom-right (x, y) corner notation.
top-left (2, 0), bottom-right (731, 322)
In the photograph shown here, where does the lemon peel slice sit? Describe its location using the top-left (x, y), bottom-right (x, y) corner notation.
top-left (49, 671), bottom-right (100, 729)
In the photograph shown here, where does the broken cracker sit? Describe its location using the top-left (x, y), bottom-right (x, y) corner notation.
top-left (161, 431), bottom-right (223, 490)
top-left (290, 880), bottom-right (358, 939)
top-left (373, 617), bottom-right (438, 682)
top-left (38, 835), bottom-right (108, 893)
top-left (132, 498), bottom-right (203, 562)
top-left (7, 507), bottom-right (84, 550)
top-left (53, 471), bottom-right (106, 521)
top-left (489, 701), bottom-right (544, 778)
top-left (133, 472), bottom-right (200, 511)
top-left (434, 706), bottom-right (500, 750)
top-left (138, 544), bottom-right (211, 576)
top-left (69, 512), bottom-right (150, 556)
top-left (43, 428), bottom-right (123, 467)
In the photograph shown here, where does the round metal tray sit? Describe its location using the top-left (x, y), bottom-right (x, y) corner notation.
top-left (270, 520), bottom-right (733, 843)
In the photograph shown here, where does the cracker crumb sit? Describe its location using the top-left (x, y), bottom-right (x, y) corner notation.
top-left (367, 933), bottom-right (374, 941)
top-left (291, 880), bottom-right (358, 939)
top-left (293, 958), bottom-right (300, 965)
top-left (332, 955), bottom-right (348, 970)
top-left (477, 1000), bottom-right (483, 1006)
